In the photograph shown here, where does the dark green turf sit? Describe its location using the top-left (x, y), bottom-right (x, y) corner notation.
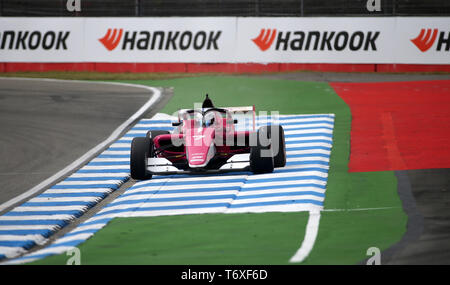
top-left (33, 212), bottom-right (309, 265)
top-left (30, 76), bottom-right (406, 265)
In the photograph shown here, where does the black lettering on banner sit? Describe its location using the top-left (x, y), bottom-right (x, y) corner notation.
top-left (320, 31), bottom-right (335, 51)
top-left (290, 31), bottom-right (304, 51)
top-left (305, 31), bottom-right (320, 50)
top-left (179, 31), bottom-right (192, 50)
top-left (28, 31), bottom-right (41, 50)
top-left (151, 31), bottom-right (165, 50)
top-left (275, 31), bottom-right (290, 51)
top-left (56, 31), bottom-right (69, 50)
top-left (349, 31), bottom-right (364, 51)
top-left (364, 31), bottom-right (379, 51)
top-left (136, 31), bottom-right (150, 50)
top-left (334, 31), bottom-right (348, 51)
top-left (193, 31), bottom-right (206, 50)
top-left (165, 31), bottom-right (179, 50)
top-left (1, 31), bottom-right (15, 49)
top-left (15, 31), bottom-right (29, 49)
top-left (436, 31), bottom-right (450, 51)
top-left (122, 31), bottom-right (137, 50)
top-left (42, 31), bottom-right (56, 50)
top-left (207, 31), bottom-right (221, 50)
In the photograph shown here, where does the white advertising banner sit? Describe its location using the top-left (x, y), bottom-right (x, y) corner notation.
top-left (394, 17), bottom-right (450, 64)
top-left (0, 17), bottom-right (449, 64)
top-left (83, 17), bottom-right (236, 63)
top-left (0, 18), bottom-right (84, 62)
top-left (236, 17), bottom-right (397, 63)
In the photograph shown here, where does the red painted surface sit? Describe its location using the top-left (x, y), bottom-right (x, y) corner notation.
top-left (377, 64), bottom-right (450, 73)
top-left (1, 62), bottom-right (450, 73)
top-left (331, 80), bottom-right (450, 172)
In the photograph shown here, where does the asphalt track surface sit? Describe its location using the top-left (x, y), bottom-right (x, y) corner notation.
top-left (0, 78), bottom-right (170, 214)
top-left (1, 72), bottom-right (450, 264)
top-left (383, 169), bottom-right (450, 264)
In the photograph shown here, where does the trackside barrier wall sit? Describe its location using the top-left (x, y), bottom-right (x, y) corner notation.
top-left (0, 17), bottom-right (449, 72)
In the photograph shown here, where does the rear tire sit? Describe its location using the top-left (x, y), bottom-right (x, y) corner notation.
top-left (130, 137), bottom-right (153, 180)
top-left (265, 124), bottom-right (286, 168)
top-left (250, 127), bottom-right (274, 174)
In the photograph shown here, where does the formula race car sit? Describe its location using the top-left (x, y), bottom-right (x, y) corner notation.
top-left (130, 95), bottom-right (286, 180)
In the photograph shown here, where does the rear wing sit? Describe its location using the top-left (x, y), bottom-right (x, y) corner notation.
top-left (224, 105), bottom-right (256, 131)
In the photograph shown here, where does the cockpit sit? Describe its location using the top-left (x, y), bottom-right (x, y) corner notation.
top-left (177, 108), bottom-right (233, 130)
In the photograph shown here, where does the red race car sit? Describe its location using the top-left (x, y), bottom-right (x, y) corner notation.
top-left (130, 95), bottom-right (286, 180)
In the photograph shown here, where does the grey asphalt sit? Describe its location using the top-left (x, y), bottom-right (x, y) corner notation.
top-left (0, 78), bottom-right (168, 212)
top-left (383, 169), bottom-right (450, 264)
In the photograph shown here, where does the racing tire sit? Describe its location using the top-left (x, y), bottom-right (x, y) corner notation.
top-left (264, 124), bottom-right (286, 168)
top-left (130, 137), bottom-right (153, 180)
top-left (250, 127), bottom-right (274, 174)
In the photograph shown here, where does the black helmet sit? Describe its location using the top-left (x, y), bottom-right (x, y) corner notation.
top-left (202, 94), bottom-right (214, 109)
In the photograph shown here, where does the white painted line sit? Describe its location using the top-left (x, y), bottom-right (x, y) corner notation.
top-left (0, 246), bottom-right (27, 259)
top-left (289, 210), bottom-right (321, 263)
top-left (0, 78), bottom-right (161, 213)
top-left (322, 206), bottom-right (398, 212)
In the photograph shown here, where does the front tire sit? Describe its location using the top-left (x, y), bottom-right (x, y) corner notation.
top-left (130, 137), bottom-right (153, 180)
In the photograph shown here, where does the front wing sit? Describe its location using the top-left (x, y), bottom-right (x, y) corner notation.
top-left (146, 154), bottom-right (251, 175)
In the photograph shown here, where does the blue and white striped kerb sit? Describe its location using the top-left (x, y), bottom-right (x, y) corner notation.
top-left (5, 113), bottom-right (335, 264)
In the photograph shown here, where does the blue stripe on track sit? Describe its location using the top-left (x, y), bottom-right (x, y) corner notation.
top-left (65, 177), bottom-right (127, 182)
top-left (137, 120), bottom-right (173, 124)
top-left (123, 134), bottom-right (146, 138)
top-left (285, 139), bottom-right (332, 145)
top-left (236, 191), bottom-right (325, 200)
top-left (77, 218), bottom-right (113, 227)
top-left (3, 210), bottom-right (83, 217)
top-left (0, 229), bottom-right (53, 237)
top-left (0, 220), bottom-right (67, 226)
top-left (285, 132), bottom-right (333, 138)
top-left (0, 240), bottom-right (36, 249)
top-left (286, 146), bottom-right (331, 151)
top-left (38, 192), bottom-right (106, 198)
top-left (274, 167), bottom-right (328, 174)
top-left (246, 175), bottom-right (327, 183)
top-left (241, 183), bottom-right (326, 191)
top-left (230, 199), bottom-right (323, 208)
top-left (132, 178), bottom-right (247, 189)
top-left (63, 229), bottom-right (100, 237)
top-left (108, 194), bottom-right (237, 207)
top-left (130, 127), bottom-right (173, 131)
top-left (286, 160), bottom-right (329, 166)
top-left (51, 184), bottom-right (120, 190)
top-left (287, 153), bottom-right (330, 159)
top-left (97, 154), bottom-right (130, 159)
top-left (76, 169), bottom-right (130, 174)
top-left (87, 161), bottom-right (129, 166)
top-left (98, 203), bottom-right (229, 216)
top-left (106, 147), bottom-right (130, 151)
top-left (120, 186), bottom-right (242, 199)
top-left (21, 201), bottom-right (94, 207)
